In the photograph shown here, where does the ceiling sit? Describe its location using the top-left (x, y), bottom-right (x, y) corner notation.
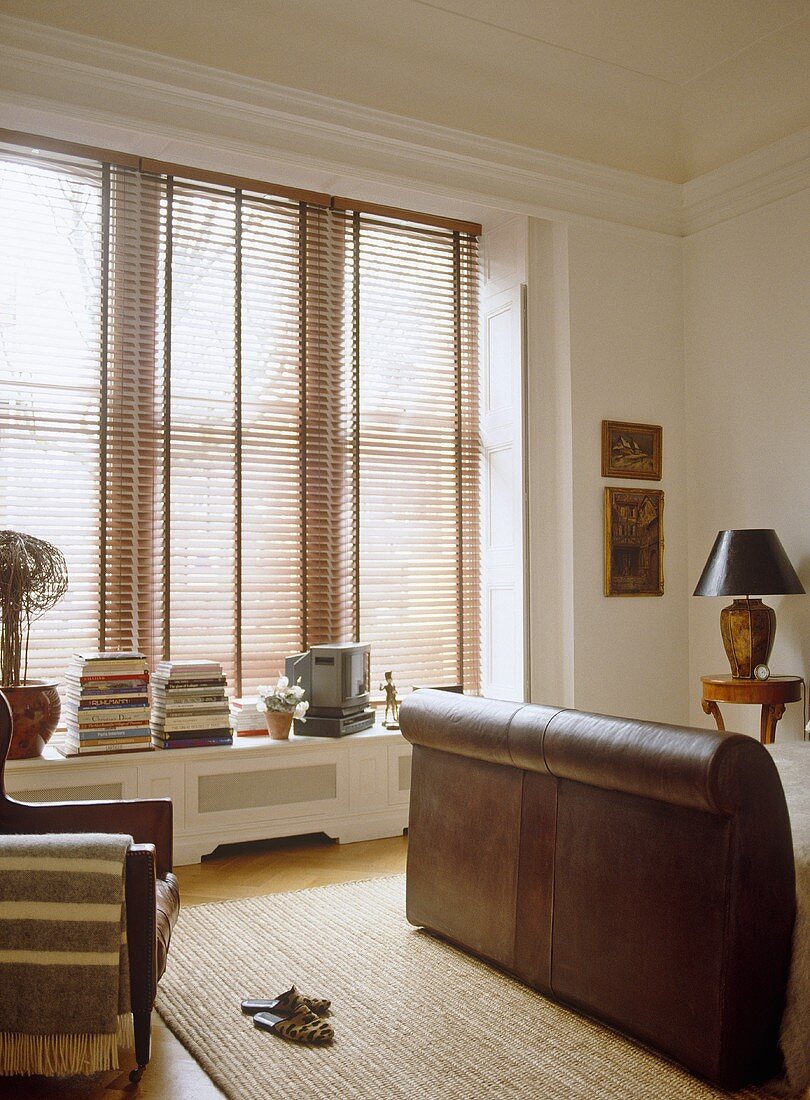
top-left (1, 0), bottom-right (808, 181)
top-left (411, 0), bottom-right (807, 85)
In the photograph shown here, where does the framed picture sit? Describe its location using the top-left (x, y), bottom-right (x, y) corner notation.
top-left (604, 488), bottom-right (664, 596)
top-left (601, 420), bottom-right (662, 480)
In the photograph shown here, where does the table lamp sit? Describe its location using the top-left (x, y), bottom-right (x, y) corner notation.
top-left (693, 529), bottom-right (804, 679)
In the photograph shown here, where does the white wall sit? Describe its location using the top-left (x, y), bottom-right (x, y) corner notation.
top-left (684, 188), bottom-right (810, 740)
top-left (528, 219), bottom-right (689, 725)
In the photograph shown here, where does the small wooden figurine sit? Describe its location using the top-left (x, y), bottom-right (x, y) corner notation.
top-left (379, 671), bottom-right (400, 729)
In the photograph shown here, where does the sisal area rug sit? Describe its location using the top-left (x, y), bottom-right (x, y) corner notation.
top-left (156, 875), bottom-right (776, 1100)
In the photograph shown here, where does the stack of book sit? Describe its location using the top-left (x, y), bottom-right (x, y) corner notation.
top-left (150, 660), bottom-right (232, 749)
top-left (62, 651), bottom-right (152, 756)
top-left (228, 696), bottom-right (267, 737)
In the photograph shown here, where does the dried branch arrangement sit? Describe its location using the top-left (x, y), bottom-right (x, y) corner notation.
top-left (0, 530), bottom-right (68, 687)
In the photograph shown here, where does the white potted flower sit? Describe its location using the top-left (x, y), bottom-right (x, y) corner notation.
top-left (256, 676), bottom-right (309, 740)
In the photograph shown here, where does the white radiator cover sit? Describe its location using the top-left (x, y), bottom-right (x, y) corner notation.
top-left (6, 724), bottom-right (411, 865)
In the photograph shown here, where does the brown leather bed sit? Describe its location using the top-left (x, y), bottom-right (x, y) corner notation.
top-left (400, 690), bottom-right (796, 1091)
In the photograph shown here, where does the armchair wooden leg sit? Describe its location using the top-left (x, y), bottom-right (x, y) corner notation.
top-left (130, 1009), bottom-right (152, 1083)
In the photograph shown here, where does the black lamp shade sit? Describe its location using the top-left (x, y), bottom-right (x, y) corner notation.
top-left (693, 529), bottom-right (805, 597)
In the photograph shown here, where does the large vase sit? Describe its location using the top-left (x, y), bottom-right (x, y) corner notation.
top-left (719, 598), bottom-right (775, 679)
top-left (1, 680), bottom-right (61, 759)
top-left (264, 711), bottom-right (293, 740)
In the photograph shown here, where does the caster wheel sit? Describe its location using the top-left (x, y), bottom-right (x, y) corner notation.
top-left (129, 1064), bottom-right (146, 1084)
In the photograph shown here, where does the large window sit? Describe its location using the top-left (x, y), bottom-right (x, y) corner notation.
top-left (0, 140), bottom-right (480, 697)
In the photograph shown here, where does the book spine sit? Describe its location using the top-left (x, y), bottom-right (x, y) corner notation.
top-left (67, 727), bottom-right (152, 739)
top-left (67, 696), bottom-right (150, 709)
top-left (152, 716), bottom-right (232, 732)
top-left (150, 730), bottom-right (231, 739)
top-left (69, 668), bottom-right (150, 677)
top-left (74, 651), bottom-right (145, 660)
top-left (66, 737), bottom-right (151, 748)
top-left (153, 695), bottom-right (227, 707)
top-left (150, 685), bottom-right (224, 694)
top-left (152, 736), bottom-right (233, 749)
top-left (70, 664), bottom-right (147, 676)
top-left (154, 664), bottom-right (222, 673)
top-left (154, 712), bottom-right (231, 721)
top-left (150, 673), bottom-right (226, 682)
top-left (61, 745), bottom-right (153, 756)
top-left (65, 690), bottom-right (147, 699)
top-left (69, 712), bottom-right (151, 727)
top-left (67, 706), bottom-right (151, 719)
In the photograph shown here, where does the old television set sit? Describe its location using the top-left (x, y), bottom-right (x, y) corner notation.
top-left (285, 643), bottom-right (374, 737)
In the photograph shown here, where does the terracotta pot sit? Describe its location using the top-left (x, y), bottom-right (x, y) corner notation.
top-left (1, 680), bottom-right (61, 759)
top-left (264, 710), bottom-right (293, 740)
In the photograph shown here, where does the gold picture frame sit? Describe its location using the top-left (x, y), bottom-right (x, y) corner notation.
top-left (602, 420), bottom-right (662, 480)
top-left (604, 487), bottom-right (664, 597)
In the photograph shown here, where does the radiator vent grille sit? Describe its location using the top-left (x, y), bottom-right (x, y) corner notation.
top-left (11, 782), bottom-right (124, 804)
top-left (198, 764), bottom-right (337, 814)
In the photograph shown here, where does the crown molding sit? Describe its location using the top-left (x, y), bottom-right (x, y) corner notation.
top-left (0, 15), bottom-right (682, 236)
top-left (1, 16), bottom-right (807, 238)
top-left (681, 128), bottom-right (810, 234)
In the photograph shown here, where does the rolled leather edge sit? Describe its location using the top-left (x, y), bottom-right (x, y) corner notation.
top-left (399, 688), bottom-right (527, 767)
top-left (401, 690), bottom-right (786, 815)
top-left (535, 708), bottom-right (764, 814)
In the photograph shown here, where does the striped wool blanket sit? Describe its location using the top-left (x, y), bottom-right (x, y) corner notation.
top-left (0, 832), bottom-right (133, 1076)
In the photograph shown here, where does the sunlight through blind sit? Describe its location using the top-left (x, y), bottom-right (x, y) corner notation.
top-left (0, 152), bottom-right (103, 680)
top-left (0, 142), bottom-right (480, 699)
top-left (354, 216), bottom-right (480, 691)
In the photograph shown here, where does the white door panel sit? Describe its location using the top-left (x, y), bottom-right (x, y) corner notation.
top-left (480, 281), bottom-right (526, 701)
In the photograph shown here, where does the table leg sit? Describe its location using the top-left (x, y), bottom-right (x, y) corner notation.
top-left (760, 703), bottom-right (785, 745)
top-left (702, 698), bottom-right (725, 732)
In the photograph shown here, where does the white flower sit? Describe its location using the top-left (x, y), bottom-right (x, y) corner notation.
top-left (255, 673), bottom-right (308, 716)
top-left (293, 700), bottom-right (309, 722)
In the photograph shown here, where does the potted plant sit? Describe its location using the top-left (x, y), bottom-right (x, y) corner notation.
top-left (256, 676), bottom-right (309, 740)
top-left (0, 530), bottom-right (68, 758)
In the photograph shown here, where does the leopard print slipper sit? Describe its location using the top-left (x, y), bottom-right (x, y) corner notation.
top-left (242, 985), bottom-right (331, 1017)
top-left (253, 1004), bottom-right (334, 1045)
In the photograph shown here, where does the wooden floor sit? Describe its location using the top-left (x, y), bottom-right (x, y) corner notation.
top-left (0, 833), bottom-right (408, 1100)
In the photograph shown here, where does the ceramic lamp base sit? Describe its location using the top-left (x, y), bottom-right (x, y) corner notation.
top-left (719, 598), bottom-right (775, 680)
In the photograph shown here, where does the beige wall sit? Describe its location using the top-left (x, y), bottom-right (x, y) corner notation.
top-left (684, 188), bottom-right (810, 740)
top-left (528, 219), bottom-right (689, 725)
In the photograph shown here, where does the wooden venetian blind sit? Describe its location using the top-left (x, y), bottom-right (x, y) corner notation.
top-left (0, 150), bottom-right (105, 680)
top-left (103, 166), bottom-right (166, 669)
top-left (350, 213), bottom-right (480, 692)
top-left (150, 176), bottom-right (308, 693)
top-left (0, 140), bottom-right (480, 699)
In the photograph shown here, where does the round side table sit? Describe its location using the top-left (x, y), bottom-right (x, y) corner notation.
top-left (700, 675), bottom-right (802, 745)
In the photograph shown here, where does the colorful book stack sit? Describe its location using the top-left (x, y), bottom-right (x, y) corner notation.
top-left (150, 660), bottom-right (232, 749)
top-left (228, 696), bottom-right (266, 737)
top-left (61, 651), bottom-right (152, 756)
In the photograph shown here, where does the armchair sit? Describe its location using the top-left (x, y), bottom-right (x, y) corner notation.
top-left (0, 691), bottom-right (180, 1083)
